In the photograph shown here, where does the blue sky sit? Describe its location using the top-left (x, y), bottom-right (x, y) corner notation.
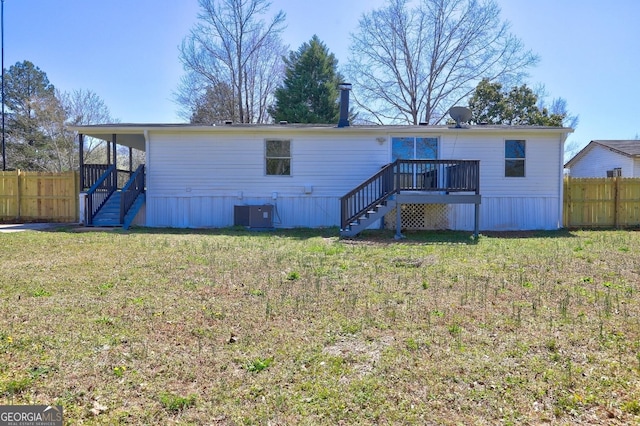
top-left (5, 0), bottom-right (640, 153)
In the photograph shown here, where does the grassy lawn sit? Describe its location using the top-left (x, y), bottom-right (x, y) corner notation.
top-left (1, 227), bottom-right (639, 424)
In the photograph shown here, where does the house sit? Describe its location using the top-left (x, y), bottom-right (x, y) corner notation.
top-left (565, 140), bottom-right (640, 177)
top-left (69, 121), bottom-right (573, 236)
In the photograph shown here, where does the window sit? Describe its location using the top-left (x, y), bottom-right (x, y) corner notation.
top-left (392, 136), bottom-right (438, 189)
top-left (266, 140), bottom-right (291, 176)
top-left (392, 137), bottom-right (438, 161)
top-left (505, 140), bottom-right (525, 177)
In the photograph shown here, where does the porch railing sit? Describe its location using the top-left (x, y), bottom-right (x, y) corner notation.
top-left (340, 159), bottom-right (480, 230)
top-left (120, 164), bottom-right (145, 223)
top-left (86, 164), bottom-right (117, 225)
top-left (83, 164), bottom-right (133, 190)
top-left (83, 164), bottom-right (110, 190)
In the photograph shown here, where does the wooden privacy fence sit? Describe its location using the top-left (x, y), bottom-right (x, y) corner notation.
top-left (564, 177), bottom-right (640, 228)
top-left (0, 170), bottom-right (79, 222)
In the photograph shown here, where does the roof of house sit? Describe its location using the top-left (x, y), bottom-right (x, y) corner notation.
top-left (565, 140), bottom-right (640, 168)
top-left (68, 122), bottom-right (574, 151)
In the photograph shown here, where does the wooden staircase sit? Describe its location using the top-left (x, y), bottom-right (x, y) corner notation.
top-left (340, 199), bottom-right (396, 237)
top-left (86, 164), bottom-right (145, 229)
top-left (92, 191), bottom-right (122, 226)
top-left (92, 191), bottom-right (145, 229)
top-left (340, 162), bottom-right (397, 237)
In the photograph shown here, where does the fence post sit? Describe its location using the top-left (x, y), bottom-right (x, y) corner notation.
top-left (614, 177), bottom-right (620, 228)
top-left (563, 177), bottom-right (568, 227)
top-left (15, 169), bottom-right (20, 220)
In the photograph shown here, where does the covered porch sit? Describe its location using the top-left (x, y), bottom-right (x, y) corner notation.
top-left (75, 126), bottom-right (147, 227)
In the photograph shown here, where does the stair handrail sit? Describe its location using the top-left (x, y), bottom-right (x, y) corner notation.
top-left (120, 164), bottom-right (145, 223)
top-left (86, 164), bottom-right (117, 225)
top-left (340, 160), bottom-right (399, 230)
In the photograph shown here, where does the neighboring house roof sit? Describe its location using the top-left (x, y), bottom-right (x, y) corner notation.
top-left (565, 140), bottom-right (640, 168)
top-left (68, 123), bottom-right (573, 151)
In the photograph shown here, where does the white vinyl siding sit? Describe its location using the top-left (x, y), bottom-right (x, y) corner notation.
top-left (568, 145), bottom-right (635, 177)
top-left (438, 131), bottom-right (563, 230)
top-left (439, 132), bottom-right (561, 197)
top-left (145, 131), bottom-right (388, 228)
top-left (141, 127), bottom-right (566, 231)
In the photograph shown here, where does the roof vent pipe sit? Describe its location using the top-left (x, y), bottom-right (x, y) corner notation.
top-left (337, 83), bottom-right (352, 128)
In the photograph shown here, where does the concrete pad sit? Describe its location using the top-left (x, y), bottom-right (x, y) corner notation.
top-left (0, 223), bottom-right (67, 233)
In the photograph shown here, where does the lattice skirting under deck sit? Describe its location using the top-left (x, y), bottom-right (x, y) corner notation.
top-left (384, 204), bottom-right (450, 230)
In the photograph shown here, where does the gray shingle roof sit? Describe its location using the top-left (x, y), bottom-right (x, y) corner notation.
top-left (564, 140), bottom-right (640, 168)
top-left (591, 140), bottom-right (640, 156)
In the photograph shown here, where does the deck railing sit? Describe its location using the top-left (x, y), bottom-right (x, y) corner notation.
top-left (340, 159), bottom-right (480, 230)
top-left (120, 164), bottom-right (145, 223)
top-left (396, 160), bottom-right (480, 192)
top-left (86, 164), bottom-right (117, 225)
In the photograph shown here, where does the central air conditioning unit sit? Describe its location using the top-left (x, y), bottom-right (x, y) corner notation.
top-left (234, 205), bottom-right (274, 229)
top-left (606, 168), bottom-right (622, 178)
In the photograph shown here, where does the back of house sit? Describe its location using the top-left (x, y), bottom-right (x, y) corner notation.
top-left (71, 123), bottom-right (572, 233)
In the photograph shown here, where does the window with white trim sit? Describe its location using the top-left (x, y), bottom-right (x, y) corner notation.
top-left (505, 140), bottom-right (525, 177)
top-left (266, 140), bottom-right (291, 176)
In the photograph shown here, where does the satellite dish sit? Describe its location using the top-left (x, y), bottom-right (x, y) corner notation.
top-left (448, 106), bottom-right (472, 128)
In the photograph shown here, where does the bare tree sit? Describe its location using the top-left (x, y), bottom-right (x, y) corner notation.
top-left (59, 89), bottom-right (118, 168)
top-left (534, 84), bottom-right (579, 129)
top-left (63, 89), bottom-right (115, 126)
top-left (243, 31), bottom-right (288, 123)
top-left (178, 0), bottom-right (287, 123)
top-left (180, 80), bottom-right (237, 124)
top-left (347, 0), bottom-right (539, 125)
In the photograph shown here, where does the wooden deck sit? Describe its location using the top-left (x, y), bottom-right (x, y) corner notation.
top-left (340, 159), bottom-right (481, 237)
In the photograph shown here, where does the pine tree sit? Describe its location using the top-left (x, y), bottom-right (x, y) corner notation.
top-left (270, 35), bottom-right (342, 124)
top-left (3, 61), bottom-right (62, 170)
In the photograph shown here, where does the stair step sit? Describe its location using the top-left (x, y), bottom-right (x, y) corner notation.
top-left (341, 199), bottom-right (397, 237)
top-left (91, 191), bottom-right (124, 227)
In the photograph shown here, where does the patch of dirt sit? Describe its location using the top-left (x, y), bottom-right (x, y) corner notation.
top-left (323, 335), bottom-right (395, 378)
top-left (391, 255), bottom-right (438, 268)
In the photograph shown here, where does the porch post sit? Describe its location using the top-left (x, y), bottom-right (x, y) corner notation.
top-left (78, 133), bottom-right (84, 190)
top-left (474, 162), bottom-right (480, 239)
top-left (395, 202), bottom-right (404, 240)
top-left (112, 134), bottom-right (117, 168)
top-left (107, 141), bottom-right (111, 165)
top-left (112, 134), bottom-right (117, 187)
top-left (474, 203), bottom-right (480, 239)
